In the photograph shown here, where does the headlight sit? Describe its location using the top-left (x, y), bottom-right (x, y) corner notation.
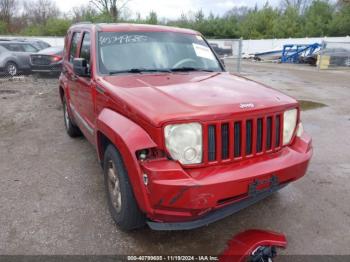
top-left (283, 109), bottom-right (298, 145)
top-left (164, 123), bottom-right (202, 165)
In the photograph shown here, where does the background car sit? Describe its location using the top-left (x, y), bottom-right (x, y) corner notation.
top-left (0, 41), bottom-right (40, 76)
top-left (30, 46), bottom-right (64, 76)
top-left (13, 38), bottom-right (51, 50)
top-left (210, 43), bottom-right (232, 57)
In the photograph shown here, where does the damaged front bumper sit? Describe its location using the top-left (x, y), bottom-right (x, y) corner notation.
top-left (140, 133), bottom-right (312, 230)
top-left (147, 182), bottom-right (287, 230)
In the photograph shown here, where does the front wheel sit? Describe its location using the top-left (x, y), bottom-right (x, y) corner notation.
top-left (103, 145), bottom-right (145, 231)
top-left (6, 62), bottom-right (18, 77)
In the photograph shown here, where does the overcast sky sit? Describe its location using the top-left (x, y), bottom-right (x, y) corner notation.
top-left (59, 0), bottom-right (281, 19)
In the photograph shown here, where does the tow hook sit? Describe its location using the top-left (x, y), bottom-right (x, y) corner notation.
top-left (249, 246), bottom-right (277, 262)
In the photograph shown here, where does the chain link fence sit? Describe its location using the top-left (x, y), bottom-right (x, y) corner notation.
top-left (208, 39), bottom-right (243, 73)
top-left (317, 41), bottom-right (350, 70)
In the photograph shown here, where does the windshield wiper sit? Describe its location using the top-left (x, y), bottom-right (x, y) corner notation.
top-left (109, 68), bottom-right (171, 75)
top-left (170, 67), bottom-right (216, 72)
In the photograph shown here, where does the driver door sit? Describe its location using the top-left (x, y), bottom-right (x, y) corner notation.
top-left (75, 31), bottom-right (95, 142)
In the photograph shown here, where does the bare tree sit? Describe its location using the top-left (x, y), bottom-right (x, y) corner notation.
top-left (89, 0), bottom-right (130, 22)
top-left (0, 0), bottom-right (18, 26)
top-left (280, 0), bottom-right (311, 13)
top-left (23, 0), bottom-right (60, 25)
top-left (337, 0), bottom-right (350, 7)
top-left (71, 4), bottom-right (98, 22)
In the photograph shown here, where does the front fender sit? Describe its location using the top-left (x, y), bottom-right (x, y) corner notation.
top-left (2, 56), bottom-right (17, 67)
top-left (95, 108), bottom-right (157, 214)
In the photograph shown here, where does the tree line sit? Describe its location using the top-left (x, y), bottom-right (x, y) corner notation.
top-left (0, 0), bottom-right (349, 38)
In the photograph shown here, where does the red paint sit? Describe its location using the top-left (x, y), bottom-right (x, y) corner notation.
top-left (220, 230), bottom-right (287, 262)
top-left (59, 23), bottom-right (312, 225)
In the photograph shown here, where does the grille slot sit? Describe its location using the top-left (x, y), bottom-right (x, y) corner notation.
top-left (221, 123), bottom-right (229, 159)
top-left (256, 118), bottom-right (263, 153)
top-left (205, 113), bottom-right (283, 164)
top-left (266, 117), bottom-right (272, 150)
top-left (208, 125), bottom-right (216, 161)
top-left (246, 120), bottom-right (253, 155)
top-left (275, 115), bottom-right (281, 147)
top-left (234, 122), bottom-right (242, 157)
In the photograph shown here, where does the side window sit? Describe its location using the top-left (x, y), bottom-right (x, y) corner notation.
top-left (69, 32), bottom-right (81, 63)
top-left (4, 44), bottom-right (22, 52)
top-left (80, 32), bottom-right (91, 66)
top-left (22, 44), bottom-right (38, 52)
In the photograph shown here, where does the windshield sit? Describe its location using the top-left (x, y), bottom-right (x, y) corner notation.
top-left (98, 31), bottom-right (223, 74)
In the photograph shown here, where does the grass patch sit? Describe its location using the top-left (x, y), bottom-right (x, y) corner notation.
top-left (298, 100), bottom-right (327, 111)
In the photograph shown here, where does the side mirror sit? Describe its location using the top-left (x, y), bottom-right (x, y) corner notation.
top-left (73, 58), bottom-right (90, 77)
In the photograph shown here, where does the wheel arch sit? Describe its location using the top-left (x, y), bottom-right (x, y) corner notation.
top-left (95, 108), bottom-right (157, 214)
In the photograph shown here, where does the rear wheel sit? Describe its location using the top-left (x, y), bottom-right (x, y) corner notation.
top-left (6, 62), bottom-right (18, 77)
top-left (103, 145), bottom-right (145, 231)
top-left (62, 97), bottom-right (82, 137)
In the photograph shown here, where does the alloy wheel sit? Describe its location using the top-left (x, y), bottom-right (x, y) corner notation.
top-left (107, 160), bottom-right (122, 213)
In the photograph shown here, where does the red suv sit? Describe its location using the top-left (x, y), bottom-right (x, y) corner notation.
top-left (59, 23), bottom-right (312, 231)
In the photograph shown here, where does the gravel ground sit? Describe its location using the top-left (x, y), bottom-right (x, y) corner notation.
top-left (0, 63), bottom-right (349, 256)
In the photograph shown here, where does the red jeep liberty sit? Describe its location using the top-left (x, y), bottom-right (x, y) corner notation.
top-left (59, 23), bottom-right (312, 231)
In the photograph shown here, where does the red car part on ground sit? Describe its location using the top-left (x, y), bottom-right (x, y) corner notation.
top-left (220, 229), bottom-right (287, 262)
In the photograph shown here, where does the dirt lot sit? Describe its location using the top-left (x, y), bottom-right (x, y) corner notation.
top-left (0, 63), bottom-right (349, 256)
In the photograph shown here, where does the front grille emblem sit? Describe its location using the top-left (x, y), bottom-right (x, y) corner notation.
top-left (240, 103), bottom-right (255, 109)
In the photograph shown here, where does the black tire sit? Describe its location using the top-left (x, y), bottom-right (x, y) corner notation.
top-left (5, 62), bottom-right (18, 77)
top-left (103, 144), bottom-right (145, 231)
top-left (62, 97), bottom-right (82, 137)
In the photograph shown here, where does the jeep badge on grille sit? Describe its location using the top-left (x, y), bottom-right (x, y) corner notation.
top-left (240, 103), bottom-right (255, 109)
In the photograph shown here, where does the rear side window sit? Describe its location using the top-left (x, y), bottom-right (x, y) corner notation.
top-left (22, 44), bottom-right (38, 52)
top-left (2, 43), bottom-right (22, 52)
top-left (69, 32), bottom-right (81, 63)
top-left (80, 32), bottom-right (91, 65)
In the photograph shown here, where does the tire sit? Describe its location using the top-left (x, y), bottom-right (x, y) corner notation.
top-left (62, 97), bottom-right (82, 137)
top-left (5, 62), bottom-right (18, 77)
top-left (103, 144), bottom-right (145, 231)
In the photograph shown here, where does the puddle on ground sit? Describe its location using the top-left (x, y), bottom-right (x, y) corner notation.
top-left (298, 100), bottom-right (327, 111)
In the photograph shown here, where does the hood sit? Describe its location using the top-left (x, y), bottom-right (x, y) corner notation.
top-left (99, 72), bottom-right (297, 127)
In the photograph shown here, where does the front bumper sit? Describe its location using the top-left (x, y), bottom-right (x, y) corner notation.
top-left (148, 182), bottom-right (287, 230)
top-left (140, 133), bottom-right (312, 230)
